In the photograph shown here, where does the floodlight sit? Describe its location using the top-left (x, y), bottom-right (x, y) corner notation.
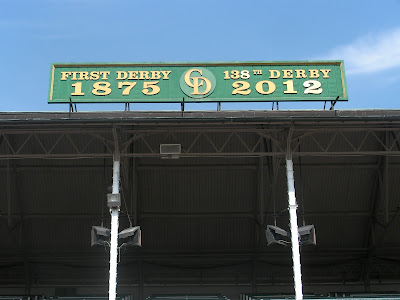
top-left (160, 144), bottom-right (181, 159)
top-left (118, 226), bottom-right (141, 247)
top-left (91, 226), bottom-right (111, 247)
top-left (298, 224), bottom-right (316, 245)
top-left (265, 224), bottom-right (317, 246)
top-left (265, 225), bottom-right (290, 246)
top-left (107, 193), bottom-right (121, 208)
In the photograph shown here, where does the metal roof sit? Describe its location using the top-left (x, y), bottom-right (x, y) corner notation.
top-left (0, 109), bottom-right (400, 124)
top-left (1, 110), bottom-right (400, 299)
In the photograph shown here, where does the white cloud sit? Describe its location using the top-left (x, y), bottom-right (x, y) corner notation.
top-left (322, 28), bottom-right (400, 75)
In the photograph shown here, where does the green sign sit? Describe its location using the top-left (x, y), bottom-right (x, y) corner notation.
top-left (48, 61), bottom-right (348, 103)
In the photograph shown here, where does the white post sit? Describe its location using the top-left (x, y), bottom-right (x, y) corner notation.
top-left (109, 158), bottom-right (120, 300)
top-left (286, 158), bottom-right (303, 300)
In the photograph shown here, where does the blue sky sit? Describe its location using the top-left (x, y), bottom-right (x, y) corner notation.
top-left (1, 0), bottom-right (400, 112)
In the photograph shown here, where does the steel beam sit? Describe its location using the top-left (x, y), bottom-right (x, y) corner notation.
top-left (6, 209), bottom-right (400, 220)
top-left (0, 125), bottom-right (400, 159)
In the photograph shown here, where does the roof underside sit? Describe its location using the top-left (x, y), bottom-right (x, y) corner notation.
top-left (1, 110), bottom-right (400, 299)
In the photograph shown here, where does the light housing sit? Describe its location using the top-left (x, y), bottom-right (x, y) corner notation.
top-left (107, 193), bottom-right (121, 208)
top-left (265, 225), bottom-right (290, 246)
top-left (91, 226), bottom-right (111, 246)
top-left (265, 224), bottom-right (316, 246)
top-left (298, 224), bottom-right (316, 245)
top-left (118, 226), bottom-right (141, 247)
top-left (160, 144), bottom-right (181, 159)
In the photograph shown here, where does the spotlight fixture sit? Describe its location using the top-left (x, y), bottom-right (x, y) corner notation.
top-left (298, 224), bottom-right (316, 246)
top-left (160, 144), bottom-right (181, 159)
top-left (119, 226), bottom-right (141, 248)
top-left (91, 226), bottom-right (111, 247)
top-left (107, 193), bottom-right (121, 208)
top-left (265, 224), bottom-right (316, 246)
top-left (265, 225), bottom-right (290, 246)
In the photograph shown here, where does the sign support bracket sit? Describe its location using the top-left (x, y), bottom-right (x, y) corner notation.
top-left (324, 96), bottom-right (339, 110)
top-left (68, 98), bottom-right (77, 115)
top-left (181, 98), bottom-right (185, 116)
top-left (272, 101), bottom-right (279, 110)
top-left (330, 96), bottom-right (339, 110)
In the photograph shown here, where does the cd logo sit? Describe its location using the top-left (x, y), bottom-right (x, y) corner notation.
top-left (180, 68), bottom-right (216, 98)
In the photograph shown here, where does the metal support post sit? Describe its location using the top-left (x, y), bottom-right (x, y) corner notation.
top-left (7, 160), bottom-right (12, 229)
top-left (109, 152), bottom-right (120, 300)
top-left (286, 158), bottom-right (303, 300)
top-left (385, 131), bottom-right (389, 224)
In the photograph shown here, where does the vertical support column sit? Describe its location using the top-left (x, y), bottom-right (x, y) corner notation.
top-left (132, 156), bottom-right (138, 226)
top-left (252, 259), bottom-right (257, 293)
top-left (109, 156), bottom-right (120, 300)
top-left (7, 160), bottom-right (12, 229)
top-left (385, 131), bottom-right (389, 224)
top-left (286, 158), bottom-right (303, 300)
top-left (138, 260), bottom-right (144, 300)
top-left (109, 126), bottom-right (121, 300)
top-left (258, 151), bottom-right (265, 226)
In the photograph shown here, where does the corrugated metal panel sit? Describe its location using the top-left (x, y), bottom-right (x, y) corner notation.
top-left (310, 215), bottom-right (369, 248)
top-left (388, 164), bottom-right (400, 212)
top-left (141, 216), bottom-right (255, 250)
top-left (298, 165), bottom-right (375, 212)
top-left (139, 168), bottom-right (257, 213)
top-left (22, 217), bottom-right (99, 250)
top-left (380, 217), bottom-right (400, 248)
top-left (17, 166), bottom-right (106, 215)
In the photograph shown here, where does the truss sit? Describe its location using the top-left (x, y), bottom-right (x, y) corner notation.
top-left (1, 123), bottom-right (400, 159)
